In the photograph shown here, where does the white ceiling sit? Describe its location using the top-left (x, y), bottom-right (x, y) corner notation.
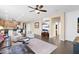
top-left (0, 5), bottom-right (79, 22)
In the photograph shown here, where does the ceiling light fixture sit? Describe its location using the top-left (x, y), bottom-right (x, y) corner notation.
top-left (28, 5), bottom-right (47, 14)
top-left (35, 10), bottom-right (40, 14)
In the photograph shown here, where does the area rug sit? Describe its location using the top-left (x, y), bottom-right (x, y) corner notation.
top-left (27, 38), bottom-right (57, 54)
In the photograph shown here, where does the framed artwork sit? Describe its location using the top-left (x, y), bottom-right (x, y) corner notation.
top-left (34, 22), bottom-right (39, 28)
top-left (77, 17), bottom-right (79, 33)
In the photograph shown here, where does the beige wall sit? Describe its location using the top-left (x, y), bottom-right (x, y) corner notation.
top-left (26, 19), bottom-right (42, 36)
top-left (65, 10), bottom-right (79, 41)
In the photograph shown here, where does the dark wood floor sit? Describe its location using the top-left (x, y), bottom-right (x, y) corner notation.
top-left (50, 40), bottom-right (73, 54)
top-left (48, 37), bottom-right (73, 54)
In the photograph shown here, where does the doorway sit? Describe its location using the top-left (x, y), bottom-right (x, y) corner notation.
top-left (26, 23), bottom-right (34, 38)
top-left (51, 17), bottom-right (61, 40)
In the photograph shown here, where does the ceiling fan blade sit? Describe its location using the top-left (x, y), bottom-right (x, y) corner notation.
top-left (39, 10), bottom-right (47, 12)
top-left (39, 5), bottom-right (43, 9)
top-left (29, 10), bottom-right (35, 12)
top-left (28, 6), bottom-right (35, 9)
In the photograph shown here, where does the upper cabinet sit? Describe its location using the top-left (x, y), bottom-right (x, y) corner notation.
top-left (4, 20), bottom-right (17, 29)
top-left (0, 19), bottom-right (5, 26)
top-left (0, 19), bottom-right (25, 29)
top-left (0, 19), bottom-right (17, 29)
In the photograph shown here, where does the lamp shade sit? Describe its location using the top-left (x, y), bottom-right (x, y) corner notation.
top-left (0, 26), bottom-right (4, 29)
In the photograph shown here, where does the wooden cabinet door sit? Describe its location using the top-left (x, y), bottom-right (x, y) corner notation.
top-left (0, 20), bottom-right (5, 26)
top-left (5, 20), bottom-right (17, 29)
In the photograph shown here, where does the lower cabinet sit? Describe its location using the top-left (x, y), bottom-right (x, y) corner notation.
top-left (41, 32), bottom-right (49, 42)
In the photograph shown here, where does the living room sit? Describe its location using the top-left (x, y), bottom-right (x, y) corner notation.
top-left (0, 5), bottom-right (79, 54)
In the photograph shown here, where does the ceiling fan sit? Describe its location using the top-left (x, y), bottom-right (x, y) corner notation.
top-left (28, 5), bottom-right (47, 14)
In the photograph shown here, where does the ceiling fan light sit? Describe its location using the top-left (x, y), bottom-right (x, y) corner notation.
top-left (35, 10), bottom-right (40, 14)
